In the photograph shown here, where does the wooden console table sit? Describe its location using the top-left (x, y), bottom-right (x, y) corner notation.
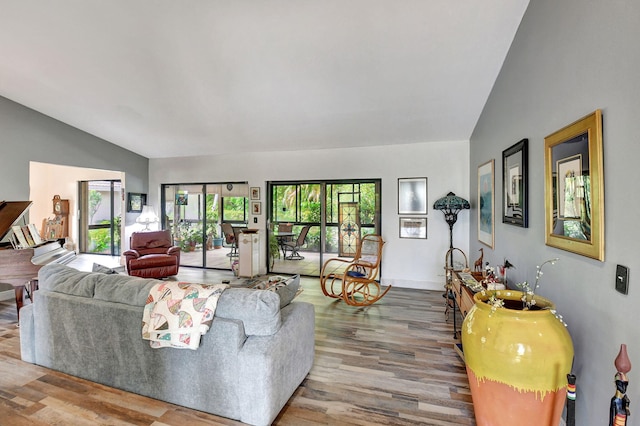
top-left (450, 271), bottom-right (483, 338)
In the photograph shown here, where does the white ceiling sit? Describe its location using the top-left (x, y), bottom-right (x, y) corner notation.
top-left (0, 1), bottom-right (529, 159)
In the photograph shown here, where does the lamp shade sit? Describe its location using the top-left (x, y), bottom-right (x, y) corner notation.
top-left (434, 192), bottom-right (470, 250)
top-left (136, 205), bottom-right (159, 230)
top-left (433, 192), bottom-right (470, 212)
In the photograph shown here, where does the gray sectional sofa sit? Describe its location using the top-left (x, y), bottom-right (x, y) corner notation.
top-left (19, 263), bottom-right (315, 426)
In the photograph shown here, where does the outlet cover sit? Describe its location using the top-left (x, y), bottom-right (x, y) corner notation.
top-left (615, 265), bottom-right (629, 295)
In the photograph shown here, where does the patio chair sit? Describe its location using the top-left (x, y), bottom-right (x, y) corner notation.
top-left (282, 225), bottom-right (311, 260)
top-left (276, 223), bottom-right (293, 257)
top-left (221, 222), bottom-right (238, 257)
top-left (319, 234), bottom-right (390, 306)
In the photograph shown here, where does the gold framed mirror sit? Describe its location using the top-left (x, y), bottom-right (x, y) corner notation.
top-left (544, 109), bottom-right (604, 261)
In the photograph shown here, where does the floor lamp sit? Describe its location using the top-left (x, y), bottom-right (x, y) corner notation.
top-left (433, 192), bottom-right (470, 338)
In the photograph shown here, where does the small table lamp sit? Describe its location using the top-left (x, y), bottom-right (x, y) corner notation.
top-left (433, 192), bottom-right (470, 250)
top-left (136, 205), bottom-right (159, 231)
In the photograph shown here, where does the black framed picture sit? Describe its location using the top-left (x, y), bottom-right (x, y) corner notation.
top-left (398, 177), bottom-right (428, 215)
top-left (502, 138), bottom-right (528, 227)
top-left (127, 192), bottom-right (146, 213)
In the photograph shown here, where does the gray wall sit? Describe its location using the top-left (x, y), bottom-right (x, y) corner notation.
top-left (471, 0), bottom-right (639, 423)
top-left (0, 95), bottom-right (148, 217)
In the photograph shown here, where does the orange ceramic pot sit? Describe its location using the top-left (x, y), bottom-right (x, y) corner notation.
top-left (461, 290), bottom-right (574, 426)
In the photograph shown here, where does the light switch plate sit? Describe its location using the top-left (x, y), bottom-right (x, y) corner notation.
top-left (615, 265), bottom-right (629, 295)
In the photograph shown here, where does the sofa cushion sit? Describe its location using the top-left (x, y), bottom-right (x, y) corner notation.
top-left (93, 276), bottom-right (158, 306)
top-left (216, 288), bottom-right (282, 336)
top-left (130, 230), bottom-right (173, 250)
top-left (39, 263), bottom-right (97, 298)
top-left (92, 263), bottom-right (119, 274)
top-left (252, 275), bottom-right (300, 308)
top-left (40, 264), bottom-right (158, 305)
top-left (129, 254), bottom-right (177, 269)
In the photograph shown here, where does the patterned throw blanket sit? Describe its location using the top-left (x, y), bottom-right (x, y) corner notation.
top-left (142, 281), bottom-right (228, 350)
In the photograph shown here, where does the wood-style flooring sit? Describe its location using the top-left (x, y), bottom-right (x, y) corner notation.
top-left (0, 262), bottom-right (474, 425)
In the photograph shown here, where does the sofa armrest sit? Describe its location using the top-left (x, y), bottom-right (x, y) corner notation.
top-left (123, 249), bottom-right (140, 260)
top-left (166, 246), bottom-right (181, 256)
top-left (19, 303), bottom-right (36, 363)
top-left (237, 302), bottom-right (315, 426)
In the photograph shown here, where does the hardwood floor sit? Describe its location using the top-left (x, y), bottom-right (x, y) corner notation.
top-left (0, 263), bottom-right (474, 425)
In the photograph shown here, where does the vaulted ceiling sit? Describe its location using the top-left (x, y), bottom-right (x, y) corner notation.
top-left (0, 1), bottom-right (529, 159)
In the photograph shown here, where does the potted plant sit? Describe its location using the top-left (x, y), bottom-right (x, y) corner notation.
top-left (461, 258), bottom-right (573, 426)
top-left (175, 221), bottom-right (189, 252)
top-left (205, 199), bottom-right (223, 249)
top-left (207, 223), bottom-right (223, 249)
top-left (179, 226), bottom-right (203, 252)
top-left (268, 233), bottom-right (281, 268)
top-left (190, 227), bottom-right (204, 249)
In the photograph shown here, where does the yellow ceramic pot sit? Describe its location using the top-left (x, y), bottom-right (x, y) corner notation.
top-left (461, 290), bottom-right (574, 426)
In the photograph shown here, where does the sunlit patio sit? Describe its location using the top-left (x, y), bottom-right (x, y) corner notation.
top-left (179, 245), bottom-right (350, 277)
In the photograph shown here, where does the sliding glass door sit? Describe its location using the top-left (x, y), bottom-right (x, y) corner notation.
top-left (161, 183), bottom-right (248, 269)
top-left (268, 179), bottom-right (381, 277)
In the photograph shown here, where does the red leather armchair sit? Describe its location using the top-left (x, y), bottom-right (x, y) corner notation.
top-left (124, 230), bottom-right (180, 278)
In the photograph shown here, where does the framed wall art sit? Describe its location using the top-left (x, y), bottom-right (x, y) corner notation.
top-left (127, 192), bottom-right (147, 213)
top-left (502, 138), bottom-right (528, 227)
top-left (544, 109), bottom-right (604, 261)
top-left (251, 201), bottom-right (262, 215)
top-left (175, 191), bottom-right (188, 206)
top-left (478, 159), bottom-right (495, 248)
top-left (250, 187), bottom-right (260, 200)
top-left (399, 217), bottom-right (427, 239)
top-left (398, 177), bottom-right (428, 214)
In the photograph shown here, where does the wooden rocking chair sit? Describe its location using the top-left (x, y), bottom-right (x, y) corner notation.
top-left (320, 235), bottom-right (390, 306)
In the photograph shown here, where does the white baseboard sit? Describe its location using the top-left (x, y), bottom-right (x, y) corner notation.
top-left (382, 278), bottom-right (443, 291)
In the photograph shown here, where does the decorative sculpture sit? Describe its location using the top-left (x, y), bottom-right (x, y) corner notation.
top-left (497, 258), bottom-right (514, 284)
top-left (610, 344), bottom-right (631, 426)
top-left (473, 248), bottom-right (484, 272)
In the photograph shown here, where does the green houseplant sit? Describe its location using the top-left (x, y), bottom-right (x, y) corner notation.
top-left (179, 226), bottom-right (203, 252)
top-left (205, 197), bottom-right (223, 249)
top-left (207, 222), bottom-right (223, 249)
top-left (269, 233), bottom-right (280, 268)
